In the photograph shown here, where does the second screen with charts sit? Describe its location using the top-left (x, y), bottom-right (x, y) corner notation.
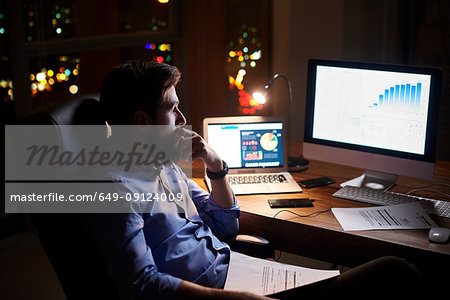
top-left (312, 66), bottom-right (431, 155)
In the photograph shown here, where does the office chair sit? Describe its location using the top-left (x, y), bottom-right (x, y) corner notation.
top-left (19, 95), bottom-right (273, 299)
top-left (19, 95), bottom-right (120, 300)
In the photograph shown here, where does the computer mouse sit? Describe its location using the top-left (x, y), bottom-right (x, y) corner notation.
top-left (428, 227), bottom-right (450, 244)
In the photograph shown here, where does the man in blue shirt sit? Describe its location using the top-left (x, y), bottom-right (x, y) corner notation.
top-left (88, 61), bottom-right (423, 300)
top-left (86, 61), bottom-right (269, 299)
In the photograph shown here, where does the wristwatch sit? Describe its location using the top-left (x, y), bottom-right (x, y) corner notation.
top-left (206, 160), bottom-right (229, 180)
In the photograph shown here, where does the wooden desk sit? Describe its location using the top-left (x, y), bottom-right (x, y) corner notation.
top-left (192, 159), bottom-right (450, 277)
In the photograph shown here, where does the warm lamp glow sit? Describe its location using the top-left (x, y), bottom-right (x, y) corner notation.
top-left (252, 92), bottom-right (267, 104)
top-left (69, 85), bottom-right (78, 94)
top-left (252, 73), bottom-right (309, 169)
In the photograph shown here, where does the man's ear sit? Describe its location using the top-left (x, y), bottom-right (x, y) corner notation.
top-left (132, 110), bottom-right (153, 125)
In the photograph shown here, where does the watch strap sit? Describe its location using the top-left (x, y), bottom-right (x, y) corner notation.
top-left (206, 160), bottom-right (229, 180)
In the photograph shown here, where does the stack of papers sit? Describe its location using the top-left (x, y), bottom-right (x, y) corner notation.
top-left (224, 252), bottom-right (340, 295)
top-left (332, 203), bottom-right (437, 231)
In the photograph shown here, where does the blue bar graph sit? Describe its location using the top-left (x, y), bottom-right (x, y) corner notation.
top-left (405, 84), bottom-right (411, 106)
top-left (416, 83), bottom-right (421, 108)
top-left (375, 82), bottom-right (422, 112)
top-left (395, 85), bottom-right (400, 104)
top-left (389, 87), bottom-right (394, 104)
top-left (400, 85), bottom-right (405, 105)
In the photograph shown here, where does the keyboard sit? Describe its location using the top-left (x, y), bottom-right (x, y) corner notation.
top-left (333, 185), bottom-right (450, 219)
top-left (228, 174), bottom-right (288, 185)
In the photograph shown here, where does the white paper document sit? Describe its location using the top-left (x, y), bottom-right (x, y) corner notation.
top-left (332, 203), bottom-right (437, 231)
top-left (224, 252), bottom-right (340, 295)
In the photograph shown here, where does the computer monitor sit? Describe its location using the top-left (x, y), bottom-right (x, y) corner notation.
top-left (303, 59), bottom-right (442, 190)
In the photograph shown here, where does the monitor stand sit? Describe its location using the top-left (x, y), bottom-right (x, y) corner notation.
top-left (340, 170), bottom-right (397, 191)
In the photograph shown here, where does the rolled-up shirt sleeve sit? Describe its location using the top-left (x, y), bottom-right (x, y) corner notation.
top-left (85, 212), bottom-right (182, 300)
top-left (188, 179), bottom-right (241, 238)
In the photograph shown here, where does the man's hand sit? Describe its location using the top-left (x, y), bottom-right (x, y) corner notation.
top-left (176, 127), bottom-right (222, 171)
top-left (176, 127), bottom-right (234, 208)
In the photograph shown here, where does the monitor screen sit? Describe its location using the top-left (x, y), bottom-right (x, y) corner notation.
top-left (207, 122), bottom-right (284, 169)
top-left (303, 59), bottom-right (442, 183)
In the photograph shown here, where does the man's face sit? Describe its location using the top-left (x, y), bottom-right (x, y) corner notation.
top-left (156, 86), bottom-right (186, 126)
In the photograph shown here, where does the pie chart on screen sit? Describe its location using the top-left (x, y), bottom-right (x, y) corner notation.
top-left (260, 132), bottom-right (278, 151)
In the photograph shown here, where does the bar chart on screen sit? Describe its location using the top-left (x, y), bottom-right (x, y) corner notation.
top-left (369, 81), bottom-right (429, 115)
top-left (360, 83), bottom-right (428, 154)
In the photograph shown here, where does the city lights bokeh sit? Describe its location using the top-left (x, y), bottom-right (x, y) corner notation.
top-left (227, 25), bottom-right (264, 115)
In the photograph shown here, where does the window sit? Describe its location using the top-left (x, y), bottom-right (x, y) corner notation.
top-left (6, 0), bottom-right (178, 113)
top-left (226, 0), bottom-right (271, 115)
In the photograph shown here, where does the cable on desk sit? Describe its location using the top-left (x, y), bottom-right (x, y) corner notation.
top-left (264, 208), bottom-right (331, 262)
top-left (274, 249), bottom-right (282, 262)
top-left (271, 208), bottom-right (331, 219)
top-left (263, 208), bottom-right (331, 242)
top-left (405, 188), bottom-right (450, 198)
top-left (430, 180), bottom-right (450, 187)
top-left (399, 179), bottom-right (450, 199)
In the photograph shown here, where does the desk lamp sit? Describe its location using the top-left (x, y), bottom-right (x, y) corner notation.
top-left (252, 73), bottom-right (309, 171)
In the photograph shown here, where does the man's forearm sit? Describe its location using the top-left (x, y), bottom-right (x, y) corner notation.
top-left (209, 175), bottom-right (235, 208)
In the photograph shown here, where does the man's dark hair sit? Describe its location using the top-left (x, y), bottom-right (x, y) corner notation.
top-left (100, 61), bottom-right (181, 124)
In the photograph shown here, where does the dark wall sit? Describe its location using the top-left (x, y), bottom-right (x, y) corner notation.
top-left (275, 0), bottom-right (450, 160)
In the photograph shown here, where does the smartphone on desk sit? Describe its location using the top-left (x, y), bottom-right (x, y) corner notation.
top-left (298, 176), bottom-right (335, 188)
top-left (268, 198), bottom-right (314, 208)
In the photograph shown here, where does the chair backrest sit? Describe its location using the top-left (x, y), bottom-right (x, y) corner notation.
top-left (19, 95), bottom-right (103, 126)
top-left (19, 96), bottom-right (120, 300)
